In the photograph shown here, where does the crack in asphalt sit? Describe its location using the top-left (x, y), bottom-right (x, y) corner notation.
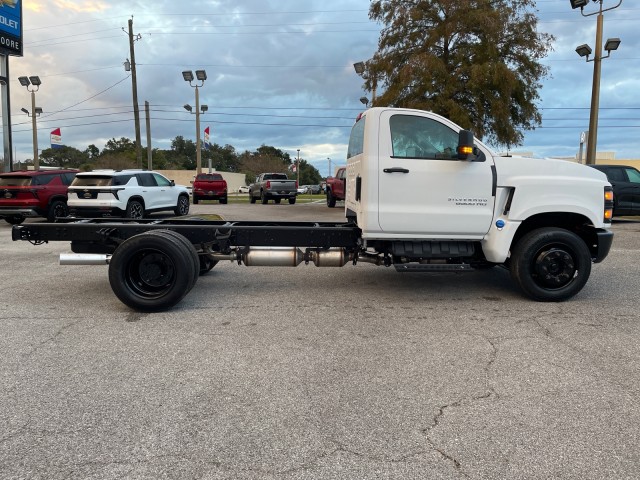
top-left (421, 335), bottom-right (499, 478)
top-left (21, 318), bottom-right (85, 358)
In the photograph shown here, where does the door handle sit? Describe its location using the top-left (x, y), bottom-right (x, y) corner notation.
top-left (383, 168), bottom-right (410, 174)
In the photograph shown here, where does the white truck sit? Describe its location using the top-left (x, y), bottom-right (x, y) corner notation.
top-left (12, 107), bottom-right (613, 311)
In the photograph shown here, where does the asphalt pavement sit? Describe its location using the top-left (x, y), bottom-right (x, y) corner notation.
top-left (1, 203), bottom-right (639, 479)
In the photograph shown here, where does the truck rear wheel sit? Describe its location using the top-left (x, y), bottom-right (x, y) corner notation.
top-left (261, 191), bottom-right (268, 204)
top-left (108, 231), bottom-right (197, 311)
top-left (289, 197), bottom-right (296, 205)
top-left (249, 191), bottom-right (256, 204)
top-left (4, 215), bottom-right (25, 225)
top-left (509, 228), bottom-right (591, 302)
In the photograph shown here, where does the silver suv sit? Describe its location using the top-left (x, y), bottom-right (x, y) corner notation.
top-left (67, 170), bottom-right (190, 219)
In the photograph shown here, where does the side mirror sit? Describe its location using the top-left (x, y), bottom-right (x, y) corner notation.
top-left (170, 180), bottom-right (175, 186)
top-left (457, 130), bottom-right (483, 162)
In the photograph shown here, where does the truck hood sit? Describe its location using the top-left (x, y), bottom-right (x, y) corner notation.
top-left (494, 155), bottom-right (609, 185)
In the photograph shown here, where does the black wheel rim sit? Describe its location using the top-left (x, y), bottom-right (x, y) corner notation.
top-left (531, 245), bottom-right (577, 289)
top-left (53, 203), bottom-right (67, 218)
top-left (179, 197), bottom-right (189, 214)
top-left (124, 249), bottom-right (176, 299)
top-left (129, 202), bottom-right (143, 218)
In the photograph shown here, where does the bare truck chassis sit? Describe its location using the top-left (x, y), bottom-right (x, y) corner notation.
top-left (12, 218), bottom-right (372, 312)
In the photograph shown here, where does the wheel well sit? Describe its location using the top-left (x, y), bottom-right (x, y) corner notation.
top-left (128, 196), bottom-right (145, 207)
top-left (512, 212), bottom-right (599, 257)
top-left (48, 195), bottom-right (67, 206)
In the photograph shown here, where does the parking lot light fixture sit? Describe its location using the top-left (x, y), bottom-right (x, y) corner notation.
top-left (575, 44), bottom-right (592, 58)
top-left (604, 37), bottom-right (621, 53)
top-left (570, 0), bottom-right (589, 9)
top-left (182, 70), bottom-right (194, 82)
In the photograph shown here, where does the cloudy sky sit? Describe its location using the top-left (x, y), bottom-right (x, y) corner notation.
top-left (3, 0), bottom-right (639, 176)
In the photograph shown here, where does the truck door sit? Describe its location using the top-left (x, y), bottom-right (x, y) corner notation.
top-left (377, 110), bottom-right (495, 238)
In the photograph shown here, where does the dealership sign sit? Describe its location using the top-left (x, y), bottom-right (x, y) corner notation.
top-left (0, 0), bottom-right (22, 56)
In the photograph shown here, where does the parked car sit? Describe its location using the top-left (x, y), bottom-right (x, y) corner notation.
top-left (0, 169), bottom-right (78, 224)
top-left (192, 172), bottom-right (227, 204)
top-left (325, 167), bottom-right (346, 207)
top-left (238, 185), bottom-right (250, 193)
top-left (297, 186), bottom-right (308, 194)
top-left (67, 169), bottom-right (190, 219)
top-left (588, 164), bottom-right (640, 216)
top-left (304, 184), bottom-right (322, 194)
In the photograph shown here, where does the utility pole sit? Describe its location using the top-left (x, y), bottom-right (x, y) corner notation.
top-left (127, 18), bottom-right (143, 168)
top-left (145, 101), bottom-right (152, 170)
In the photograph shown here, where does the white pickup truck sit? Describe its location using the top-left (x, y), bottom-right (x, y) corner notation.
top-left (12, 107), bottom-right (613, 311)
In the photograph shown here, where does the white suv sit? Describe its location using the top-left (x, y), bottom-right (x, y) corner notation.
top-left (67, 170), bottom-right (190, 219)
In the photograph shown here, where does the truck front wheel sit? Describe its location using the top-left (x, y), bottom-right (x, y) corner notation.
top-left (261, 191), bottom-right (269, 204)
top-left (249, 191), bottom-right (256, 204)
top-left (108, 231), bottom-right (197, 311)
top-left (327, 189), bottom-right (336, 208)
top-left (509, 228), bottom-right (591, 302)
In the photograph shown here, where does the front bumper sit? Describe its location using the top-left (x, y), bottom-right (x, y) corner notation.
top-left (593, 228), bottom-right (614, 263)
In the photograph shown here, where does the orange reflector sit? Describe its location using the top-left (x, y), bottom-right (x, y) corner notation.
top-left (604, 190), bottom-right (614, 201)
top-left (604, 209), bottom-right (613, 220)
top-left (458, 146), bottom-right (473, 155)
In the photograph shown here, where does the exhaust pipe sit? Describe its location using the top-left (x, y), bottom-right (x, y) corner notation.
top-left (60, 253), bottom-right (110, 265)
top-left (240, 247), bottom-right (352, 267)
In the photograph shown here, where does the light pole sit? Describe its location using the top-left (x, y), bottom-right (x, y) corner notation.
top-left (296, 149), bottom-right (300, 187)
top-left (182, 70), bottom-right (207, 175)
top-left (570, 0), bottom-right (622, 165)
top-left (18, 76), bottom-right (42, 170)
top-left (327, 157), bottom-right (332, 178)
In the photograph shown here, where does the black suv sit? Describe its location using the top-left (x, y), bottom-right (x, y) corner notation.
top-left (588, 165), bottom-right (640, 216)
top-left (0, 169), bottom-right (78, 224)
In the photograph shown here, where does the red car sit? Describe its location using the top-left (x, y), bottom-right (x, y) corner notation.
top-left (0, 169), bottom-right (78, 224)
top-left (192, 172), bottom-right (227, 204)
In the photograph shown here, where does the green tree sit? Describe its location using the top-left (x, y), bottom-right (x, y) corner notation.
top-left (296, 159), bottom-right (322, 185)
top-left (102, 137), bottom-right (136, 154)
top-left (239, 146), bottom-right (292, 185)
top-left (365, 0), bottom-right (554, 148)
top-left (39, 146), bottom-right (89, 169)
top-left (202, 143), bottom-right (240, 172)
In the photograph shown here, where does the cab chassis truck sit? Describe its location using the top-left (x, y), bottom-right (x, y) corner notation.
top-left (12, 108), bottom-right (614, 312)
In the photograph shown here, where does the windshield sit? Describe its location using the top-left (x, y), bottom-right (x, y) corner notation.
top-left (0, 176), bottom-right (32, 186)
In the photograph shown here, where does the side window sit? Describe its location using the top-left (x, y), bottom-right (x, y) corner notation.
top-left (152, 173), bottom-right (172, 187)
top-left (347, 117), bottom-right (365, 159)
top-left (390, 115), bottom-right (458, 160)
top-left (113, 174), bottom-right (134, 186)
top-left (624, 168), bottom-right (640, 184)
top-left (137, 173), bottom-right (157, 187)
top-left (61, 172), bottom-right (77, 185)
top-left (32, 174), bottom-right (57, 185)
top-left (604, 168), bottom-right (625, 182)
top-left (337, 169), bottom-right (345, 180)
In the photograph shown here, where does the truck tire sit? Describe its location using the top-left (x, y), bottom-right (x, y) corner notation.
top-left (108, 231), bottom-right (197, 311)
top-left (261, 191), bottom-right (269, 204)
top-left (47, 200), bottom-right (69, 222)
top-left (174, 195), bottom-right (190, 216)
top-left (220, 196), bottom-right (228, 205)
top-left (288, 197), bottom-right (296, 205)
top-left (148, 229), bottom-right (200, 291)
top-left (509, 228), bottom-right (592, 302)
top-left (249, 191), bottom-right (256, 204)
top-left (125, 199), bottom-right (145, 219)
top-left (193, 196), bottom-right (199, 205)
top-left (327, 189), bottom-right (336, 208)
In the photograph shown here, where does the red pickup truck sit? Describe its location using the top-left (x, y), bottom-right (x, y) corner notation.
top-left (192, 173), bottom-right (227, 204)
top-left (325, 167), bottom-right (346, 208)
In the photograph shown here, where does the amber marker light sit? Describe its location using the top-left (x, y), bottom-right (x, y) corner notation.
top-left (458, 146), bottom-right (473, 155)
top-left (604, 190), bottom-right (613, 202)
